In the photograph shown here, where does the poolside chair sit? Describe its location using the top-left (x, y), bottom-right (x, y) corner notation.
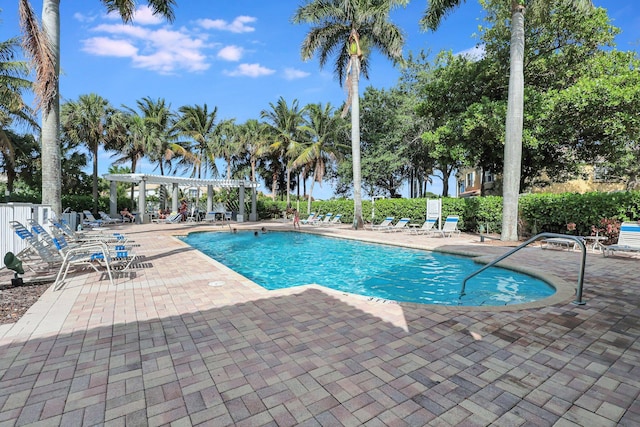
top-left (603, 222), bottom-right (640, 257)
top-left (540, 237), bottom-right (581, 251)
top-left (326, 214), bottom-right (343, 226)
top-left (49, 217), bottom-right (130, 245)
top-left (385, 218), bottom-right (411, 232)
top-left (300, 212), bottom-right (316, 225)
top-left (10, 221), bottom-right (63, 270)
top-left (98, 211), bottom-right (124, 224)
top-left (82, 210), bottom-right (104, 228)
top-left (369, 217), bottom-right (394, 231)
top-left (314, 213), bottom-right (333, 226)
top-left (411, 218), bottom-right (438, 235)
top-left (50, 234), bottom-right (115, 289)
top-left (431, 216), bottom-right (461, 238)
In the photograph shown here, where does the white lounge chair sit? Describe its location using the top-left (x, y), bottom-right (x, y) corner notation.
top-left (540, 237), bottom-right (581, 251)
top-left (313, 213), bottom-right (333, 226)
top-left (411, 218), bottom-right (438, 235)
top-left (99, 211), bottom-right (124, 224)
top-left (385, 218), bottom-right (411, 232)
top-left (82, 210), bottom-right (104, 228)
top-left (603, 222), bottom-right (640, 257)
top-left (300, 212), bottom-right (317, 225)
top-left (369, 217), bottom-right (394, 231)
top-left (432, 216), bottom-right (461, 237)
top-left (325, 214), bottom-right (343, 226)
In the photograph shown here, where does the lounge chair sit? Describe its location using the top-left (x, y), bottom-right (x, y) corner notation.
top-left (82, 210), bottom-right (104, 228)
top-left (369, 217), bottom-right (394, 231)
top-left (10, 221), bottom-right (63, 270)
top-left (540, 237), bottom-right (581, 251)
top-left (49, 217), bottom-right (130, 244)
top-left (99, 211), bottom-right (124, 224)
top-left (325, 214), bottom-right (343, 226)
top-left (411, 218), bottom-right (438, 235)
top-left (51, 235), bottom-right (115, 289)
top-left (431, 216), bottom-right (461, 237)
top-left (314, 213), bottom-right (333, 226)
top-left (385, 218), bottom-right (411, 232)
top-left (603, 222), bottom-right (640, 257)
top-left (300, 212), bottom-right (317, 225)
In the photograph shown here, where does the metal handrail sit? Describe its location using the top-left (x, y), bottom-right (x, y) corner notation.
top-left (460, 232), bottom-right (587, 305)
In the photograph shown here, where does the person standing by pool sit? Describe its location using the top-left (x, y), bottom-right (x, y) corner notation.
top-left (179, 200), bottom-right (188, 221)
top-left (293, 209), bottom-right (300, 229)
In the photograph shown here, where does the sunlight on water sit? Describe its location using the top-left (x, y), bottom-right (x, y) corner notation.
top-left (181, 231), bottom-right (554, 306)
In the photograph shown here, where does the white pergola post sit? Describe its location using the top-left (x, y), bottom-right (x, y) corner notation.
top-left (138, 178), bottom-right (147, 223)
top-left (238, 184), bottom-right (245, 222)
top-left (172, 183), bottom-right (179, 213)
top-left (109, 181), bottom-right (117, 217)
top-left (207, 185), bottom-right (213, 212)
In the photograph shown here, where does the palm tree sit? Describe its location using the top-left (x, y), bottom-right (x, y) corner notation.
top-left (214, 119), bottom-right (241, 180)
top-left (127, 97), bottom-right (183, 176)
top-left (61, 93), bottom-right (115, 214)
top-left (237, 119), bottom-right (271, 183)
top-left (18, 0), bottom-right (176, 215)
top-left (260, 97), bottom-right (306, 205)
top-left (293, 0), bottom-right (407, 229)
top-left (295, 103), bottom-right (348, 213)
top-left (175, 103), bottom-right (218, 179)
top-left (422, 0), bottom-right (592, 241)
top-left (107, 110), bottom-right (148, 203)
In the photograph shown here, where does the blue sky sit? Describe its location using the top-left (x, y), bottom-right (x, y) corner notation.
top-left (1, 1), bottom-right (639, 199)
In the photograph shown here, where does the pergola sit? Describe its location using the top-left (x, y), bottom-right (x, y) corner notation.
top-left (103, 173), bottom-right (259, 223)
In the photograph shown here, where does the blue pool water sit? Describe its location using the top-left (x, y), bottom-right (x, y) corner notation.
top-left (181, 231), bottom-right (555, 306)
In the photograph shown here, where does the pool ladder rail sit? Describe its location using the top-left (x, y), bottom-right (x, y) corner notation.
top-left (460, 233), bottom-right (587, 306)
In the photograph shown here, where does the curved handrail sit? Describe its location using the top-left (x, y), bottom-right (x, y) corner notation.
top-left (460, 233), bottom-right (587, 305)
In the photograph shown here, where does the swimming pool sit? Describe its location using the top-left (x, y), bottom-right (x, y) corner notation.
top-left (181, 231), bottom-right (555, 306)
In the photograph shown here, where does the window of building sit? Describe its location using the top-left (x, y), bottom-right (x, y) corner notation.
top-left (483, 171), bottom-right (494, 183)
top-left (466, 172), bottom-right (475, 188)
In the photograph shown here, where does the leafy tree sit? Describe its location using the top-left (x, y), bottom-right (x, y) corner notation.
top-left (295, 103), bottom-right (348, 213)
top-left (61, 93), bottom-right (116, 214)
top-left (260, 97), bottom-right (306, 204)
top-left (293, 0), bottom-right (407, 229)
top-left (422, 0), bottom-right (593, 241)
top-left (175, 103), bottom-right (218, 179)
top-left (18, 0), bottom-right (176, 215)
top-left (236, 119), bottom-right (271, 183)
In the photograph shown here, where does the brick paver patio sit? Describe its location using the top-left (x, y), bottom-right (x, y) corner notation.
top-left (0, 221), bottom-right (638, 426)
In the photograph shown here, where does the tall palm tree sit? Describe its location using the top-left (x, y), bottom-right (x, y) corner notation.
top-left (18, 0), bottom-right (176, 215)
top-left (107, 110), bottom-right (148, 203)
top-left (127, 97), bottom-right (182, 176)
top-left (260, 97), bottom-right (306, 205)
top-left (293, 0), bottom-right (407, 229)
top-left (61, 93), bottom-right (115, 214)
top-left (295, 103), bottom-right (348, 213)
top-left (238, 119), bottom-right (271, 183)
top-left (422, 0), bottom-right (592, 241)
top-left (175, 103), bottom-right (218, 179)
top-left (214, 119), bottom-right (241, 180)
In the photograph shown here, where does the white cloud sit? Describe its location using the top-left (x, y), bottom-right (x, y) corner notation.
top-left (82, 37), bottom-right (138, 57)
top-left (224, 63), bottom-right (275, 78)
top-left (74, 12), bottom-right (97, 24)
top-left (217, 45), bottom-right (243, 61)
top-left (83, 21), bottom-right (211, 74)
top-left (283, 68), bottom-right (310, 80)
top-left (456, 45), bottom-right (485, 61)
top-left (197, 16), bottom-right (256, 33)
top-left (104, 5), bottom-right (163, 25)
top-left (131, 5), bottom-right (164, 25)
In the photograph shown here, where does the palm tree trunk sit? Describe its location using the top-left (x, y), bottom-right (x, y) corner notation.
top-left (307, 171), bottom-right (317, 214)
top-left (351, 56), bottom-right (364, 229)
top-left (286, 169), bottom-right (291, 207)
top-left (501, 3), bottom-right (525, 242)
top-left (41, 0), bottom-right (62, 215)
top-left (93, 148), bottom-right (99, 214)
top-left (271, 171), bottom-right (277, 201)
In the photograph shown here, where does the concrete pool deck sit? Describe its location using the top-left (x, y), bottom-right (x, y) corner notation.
top-left (0, 220), bottom-right (638, 426)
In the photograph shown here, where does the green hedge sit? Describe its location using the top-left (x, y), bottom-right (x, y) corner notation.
top-left (258, 191), bottom-right (640, 235)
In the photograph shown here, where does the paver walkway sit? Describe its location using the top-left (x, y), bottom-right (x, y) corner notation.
top-left (0, 221), bottom-right (638, 426)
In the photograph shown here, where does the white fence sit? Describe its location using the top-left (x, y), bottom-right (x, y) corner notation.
top-left (1, 203), bottom-right (52, 266)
